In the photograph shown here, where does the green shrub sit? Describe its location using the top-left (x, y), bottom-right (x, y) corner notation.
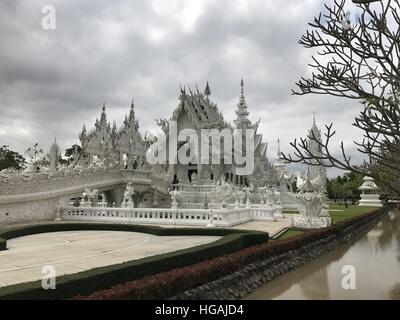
top-left (0, 238), bottom-right (5, 251)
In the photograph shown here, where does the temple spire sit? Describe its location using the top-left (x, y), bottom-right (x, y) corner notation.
top-left (124, 99), bottom-right (139, 131)
top-left (99, 103), bottom-right (108, 128)
top-left (234, 78), bottom-right (251, 128)
top-left (274, 138), bottom-right (285, 177)
top-left (129, 99), bottom-right (135, 118)
top-left (80, 124), bottom-right (87, 142)
top-left (204, 81), bottom-right (211, 96)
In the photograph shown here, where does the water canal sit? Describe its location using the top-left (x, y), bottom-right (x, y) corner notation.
top-left (245, 209), bottom-right (400, 300)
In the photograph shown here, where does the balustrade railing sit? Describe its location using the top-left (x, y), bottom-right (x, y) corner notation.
top-left (60, 203), bottom-right (277, 227)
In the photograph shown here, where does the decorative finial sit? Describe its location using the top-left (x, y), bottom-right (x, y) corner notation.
top-left (102, 102), bottom-right (106, 112)
top-left (313, 111), bottom-right (316, 126)
top-left (204, 81), bottom-right (211, 96)
top-left (131, 99), bottom-right (134, 109)
top-left (240, 79), bottom-right (245, 97)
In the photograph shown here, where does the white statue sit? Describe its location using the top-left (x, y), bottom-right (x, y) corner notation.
top-left (169, 189), bottom-right (181, 209)
top-left (80, 188), bottom-right (99, 207)
top-left (121, 183), bottom-right (136, 208)
top-left (97, 192), bottom-right (108, 208)
top-left (292, 168), bottom-right (331, 229)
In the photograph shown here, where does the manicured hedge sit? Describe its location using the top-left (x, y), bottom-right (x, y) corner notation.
top-left (0, 223), bottom-right (268, 300)
top-left (75, 207), bottom-right (385, 300)
top-left (0, 222), bottom-right (248, 246)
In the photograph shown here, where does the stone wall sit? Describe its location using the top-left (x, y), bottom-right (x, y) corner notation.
top-left (0, 197), bottom-right (60, 225)
top-left (171, 210), bottom-right (383, 300)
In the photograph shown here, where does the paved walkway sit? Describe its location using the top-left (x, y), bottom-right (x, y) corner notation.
top-left (232, 216), bottom-right (292, 237)
top-left (141, 217), bottom-right (293, 237)
top-left (0, 231), bottom-right (220, 287)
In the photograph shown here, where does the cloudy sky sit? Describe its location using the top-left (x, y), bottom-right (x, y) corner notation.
top-left (0, 0), bottom-right (365, 176)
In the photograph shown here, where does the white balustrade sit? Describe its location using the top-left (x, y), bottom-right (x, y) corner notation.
top-left (62, 206), bottom-right (226, 227)
top-left (60, 203), bottom-right (279, 227)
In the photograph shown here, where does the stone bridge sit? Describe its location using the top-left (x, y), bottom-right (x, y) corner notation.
top-left (0, 168), bottom-right (170, 225)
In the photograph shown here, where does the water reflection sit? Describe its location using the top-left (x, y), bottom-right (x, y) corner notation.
top-left (245, 210), bottom-right (400, 300)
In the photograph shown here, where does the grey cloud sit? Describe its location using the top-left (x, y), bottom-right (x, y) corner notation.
top-left (0, 0), bottom-right (365, 177)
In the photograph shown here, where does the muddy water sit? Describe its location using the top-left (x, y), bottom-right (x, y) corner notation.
top-left (245, 210), bottom-right (400, 300)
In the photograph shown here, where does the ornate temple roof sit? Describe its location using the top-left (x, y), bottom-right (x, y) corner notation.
top-left (169, 83), bottom-right (227, 129)
top-left (79, 101), bottom-right (145, 159)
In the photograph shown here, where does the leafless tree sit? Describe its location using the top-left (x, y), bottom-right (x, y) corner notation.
top-left (282, 0), bottom-right (400, 197)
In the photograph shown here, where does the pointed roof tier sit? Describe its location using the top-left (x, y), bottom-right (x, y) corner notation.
top-left (115, 100), bottom-right (145, 155)
top-left (123, 100), bottom-right (139, 131)
top-left (98, 103), bottom-right (108, 129)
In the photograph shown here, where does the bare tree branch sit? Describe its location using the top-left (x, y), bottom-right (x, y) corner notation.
top-left (283, 0), bottom-right (400, 197)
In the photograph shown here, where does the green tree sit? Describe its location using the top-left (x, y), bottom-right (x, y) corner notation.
top-left (63, 144), bottom-right (83, 165)
top-left (326, 171), bottom-right (364, 204)
top-left (0, 145), bottom-right (27, 171)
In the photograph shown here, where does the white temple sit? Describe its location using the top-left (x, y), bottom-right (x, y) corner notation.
top-left (73, 80), bottom-right (296, 211)
top-left (0, 80), bottom-right (299, 226)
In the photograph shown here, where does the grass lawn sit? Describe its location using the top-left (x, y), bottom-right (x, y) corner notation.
top-left (277, 230), bottom-right (304, 240)
top-left (277, 205), bottom-right (377, 240)
top-left (329, 205), bottom-right (376, 224)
